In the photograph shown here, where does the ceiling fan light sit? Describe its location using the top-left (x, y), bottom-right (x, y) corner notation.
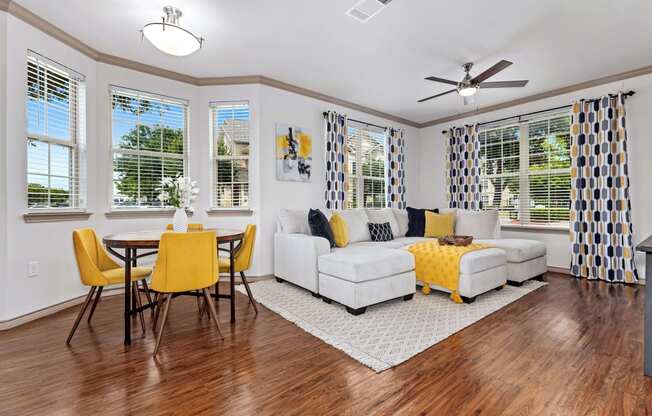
top-left (458, 86), bottom-right (478, 97)
top-left (142, 7), bottom-right (203, 57)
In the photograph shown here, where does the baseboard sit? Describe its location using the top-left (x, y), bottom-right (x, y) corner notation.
top-left (547, 266), bottom-right (570, 275)
top-left (0, 287), bottom-right (125, 331)
top-left (0, 274), bottom-right (275, 331)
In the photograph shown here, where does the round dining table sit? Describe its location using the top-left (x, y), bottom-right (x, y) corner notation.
top-left (103, 228), bottom-right (245, 345)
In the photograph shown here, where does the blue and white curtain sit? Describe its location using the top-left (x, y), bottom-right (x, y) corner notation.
top-left (447, 125), bottom-right (481, 210)
top-left (569, 93), bottom-right (638, 283)
top-left (386, 127), bottom-right (406, 209)
top-left (324, 111), bottom-right (348, 210)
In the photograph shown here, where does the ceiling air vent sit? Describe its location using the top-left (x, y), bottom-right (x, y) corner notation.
top-left (346, 0), bottom-right (392, 23)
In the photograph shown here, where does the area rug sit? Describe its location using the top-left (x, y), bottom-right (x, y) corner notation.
top-left (237, 280), bottom-right (547, 372)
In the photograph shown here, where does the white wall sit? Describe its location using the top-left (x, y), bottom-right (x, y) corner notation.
top-left (257, 85), bottom-right (421, 275)
top-left (0, 11), bottom-right (8, 320)
top-left (0, 15), bottom-right (422, 320)
top-left (417, 74), bottom-right (652, 277)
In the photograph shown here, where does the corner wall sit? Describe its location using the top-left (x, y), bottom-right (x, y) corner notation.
top-left (416, 74), bottom-right (652, 277)
top-left (0, 11), bottom-right (9, 320)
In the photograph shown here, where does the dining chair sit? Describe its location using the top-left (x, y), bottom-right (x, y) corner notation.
top-left (150, 231), bottom-right (223, 357)
top-left (67, 228), bottom-right (151, 344)
top-left (166, 223), bottom-right (204, 231)
top-left (218, 224), bottom-right (258, 314)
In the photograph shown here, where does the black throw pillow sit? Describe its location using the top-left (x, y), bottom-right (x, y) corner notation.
top-left (308, 209), bottom-right (335, 248)
top-left (406, 207), bottom-right (440, 237)
top-left (368, 222), bottom-right (394, 242)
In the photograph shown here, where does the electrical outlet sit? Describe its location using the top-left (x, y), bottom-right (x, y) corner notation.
top-left (28, 261), bottom-right (39, 277)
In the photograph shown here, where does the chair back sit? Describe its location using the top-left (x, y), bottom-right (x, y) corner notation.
top-left (72, 228), bottom-right (119, 286)
top-left (166, 223), bottom-right (204, 231)
top-left (234, 224), bottom-right (257, 271)
top-left (151, 231), bottom-right (218, 293)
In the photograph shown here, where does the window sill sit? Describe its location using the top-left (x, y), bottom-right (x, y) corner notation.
top-left (206, 208), bottom-right (254, 216)
top-left (105, 208), bottom-right (194, 219)
top-left (23, 210), bottom-right (93, 223)
top-left (501, 223), bottom-right (569, 232)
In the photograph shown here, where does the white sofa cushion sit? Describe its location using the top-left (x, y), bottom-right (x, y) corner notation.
top-left (278, 209), bottom-right (310, 234)
top-left (392, 209), bottom-right (409, 237)
top-left (336, 209), bottom-right (371, 243)
top-left (318, 247), bottom-right (414, 283)
top-left (455, 210), bottom-right (499, 239)
top-left (366, 208), bottom-right (400, 238)
top-left (477, 238), bottom-right (546, 263)
top-left (457, 248), bottom-right (506, 275)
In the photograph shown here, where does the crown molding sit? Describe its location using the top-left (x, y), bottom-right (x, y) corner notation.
top-left (419, 64), bottom-right (652, 128)
top-left (0, 1), bottom-right (421, 128)
top-left (3, 1), bottom-right (652, 130)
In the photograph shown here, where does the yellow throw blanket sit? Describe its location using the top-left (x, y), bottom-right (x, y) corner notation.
top-left (407, 241), bottom-right (492, 303)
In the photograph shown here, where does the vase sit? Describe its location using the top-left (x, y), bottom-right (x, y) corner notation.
top-left (172, 208), bottom-right (188, 232)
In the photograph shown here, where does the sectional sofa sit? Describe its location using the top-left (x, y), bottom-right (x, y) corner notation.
top-left (274, 208), bottom-right (546, 315)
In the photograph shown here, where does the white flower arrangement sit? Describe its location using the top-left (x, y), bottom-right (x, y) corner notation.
top-left (157, 174), bottom-right (199, 209)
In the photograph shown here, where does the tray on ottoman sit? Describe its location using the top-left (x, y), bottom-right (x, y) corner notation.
top-left (438, 235), bottom-right (473, 246)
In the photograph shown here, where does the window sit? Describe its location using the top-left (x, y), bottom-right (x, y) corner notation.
top-left (210, 102), bottom-right (250, 208)
top-left (110, 87), bottom-right (188, 209)
top-left (26, 51), bottom-right (86, 210)
top-left (346, 120), bottom-right (386, 208)
top-left (479, 112), bottom-right (571, 227)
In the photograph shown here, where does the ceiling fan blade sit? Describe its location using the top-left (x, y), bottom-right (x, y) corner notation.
top-left (424, 76), bottom-right (458, 86)
top-left (479, 80), bottom-right (529, 88)
top-left (418, 89), bottom-right (457, 103)
top-left (472, 60), bottom-right (513, 83)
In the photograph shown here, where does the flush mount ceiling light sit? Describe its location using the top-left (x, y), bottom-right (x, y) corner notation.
top-left (142, 6), bottom-right (203, 57)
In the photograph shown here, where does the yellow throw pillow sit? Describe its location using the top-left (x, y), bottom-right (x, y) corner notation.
top-left (329, 212), bottom-right (349, 247)
top-left (424, 211), bottom-right (455, 238)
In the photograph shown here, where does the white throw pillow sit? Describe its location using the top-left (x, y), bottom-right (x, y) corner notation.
top-left (337, 209), bottom-right (371, 242)
top-left (455, 210), bottom-right (499, 239)
top-left (278, 209), bottom-right (310, 234)
top-left (366, 208), bottom-right (400, 238)
top-left (392, 208), bottom-right (409, 237)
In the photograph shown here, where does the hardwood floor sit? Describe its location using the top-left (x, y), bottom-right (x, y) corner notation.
top-left (1, 273), bottom-right (651, 415)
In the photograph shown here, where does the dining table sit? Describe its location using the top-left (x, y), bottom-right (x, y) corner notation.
top-left (102, 228), bottom-right (245, 345)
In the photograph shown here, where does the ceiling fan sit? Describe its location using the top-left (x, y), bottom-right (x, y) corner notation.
top-left (418, 60), bottom-right (528, 104)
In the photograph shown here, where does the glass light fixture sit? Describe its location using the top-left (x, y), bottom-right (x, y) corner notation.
top-left (458, 85), bottom-right (479, 97)
top-left (142, 6), bottom-right (203, 57)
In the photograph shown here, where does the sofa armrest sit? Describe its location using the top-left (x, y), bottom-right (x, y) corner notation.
top-left (274, 233), bottom-right (331, 293)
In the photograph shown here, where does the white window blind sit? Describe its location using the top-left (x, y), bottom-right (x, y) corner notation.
top-left (479, 112), bottom-right (571, 227)
top-left (347, 120), bottom-right (386, 208)
top-left (26, 50), bottom-right (86, 210)
top-left (210, 102), bottom-right (250, 208)
top-left (110, 86), bottom-right (188, 209)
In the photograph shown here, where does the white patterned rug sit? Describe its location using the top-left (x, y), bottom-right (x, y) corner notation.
top-left (237, 280), bottom-right (547, 372)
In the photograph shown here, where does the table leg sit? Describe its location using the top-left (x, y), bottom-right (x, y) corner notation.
top-left (124, 248), bottom-right (132, 345)
top-left (230, 240), bottom-right (235, 323)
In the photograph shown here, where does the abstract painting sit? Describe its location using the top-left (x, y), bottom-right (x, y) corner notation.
top-left (276, 124), bottom-right (312, 182)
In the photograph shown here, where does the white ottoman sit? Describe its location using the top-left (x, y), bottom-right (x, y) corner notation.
top-left (318, 247), bottom-right (416, 315)
top-left (419, 247), bottom-right (508, 303)
top-left (478, 239), bottom-right (547, 284)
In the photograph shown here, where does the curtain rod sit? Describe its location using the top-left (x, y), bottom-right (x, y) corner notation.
top-left (440, 90), bottom-right (636, 134)
top-left (322, 112), bottom-right (387, 131)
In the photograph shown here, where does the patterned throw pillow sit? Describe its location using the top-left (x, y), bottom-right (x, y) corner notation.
top-left (368, 222), bottom-right (394, 242)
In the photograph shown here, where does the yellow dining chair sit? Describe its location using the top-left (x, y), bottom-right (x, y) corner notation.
top-left (150, 231), bottom-right (223, 357)
top-left (218, 224), bottom-right (258, 314)
top-left (68, 228), bottom-right (152, 344)
top-left (166, 223), bottom-right (204, 231)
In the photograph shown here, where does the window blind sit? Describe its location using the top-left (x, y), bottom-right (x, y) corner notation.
top-left (347, 120), bottom-right (386, 208)
top-left (210, 102), bottom-right (250, 208)
top-left (110, 86), bottom-right (188, 208)
top-left (26, 50), bottom-right (86, 210)
top-left (479, 111), bottom-right (571, 227)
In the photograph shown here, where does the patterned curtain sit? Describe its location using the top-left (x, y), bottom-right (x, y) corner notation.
top-left (386, 127), bottom-right (406, 209)
top-left (447, 125), bottom-right (481, 210)
top-left (569, 93), bottom-right (638, 283)
top-left (324, 111), bottom-right (348, 210)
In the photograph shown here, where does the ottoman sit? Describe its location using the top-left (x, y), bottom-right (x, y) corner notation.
top-left (318, 247), bottom-right (416, 315)
top-left (477, 239), bottom-right (547, 285)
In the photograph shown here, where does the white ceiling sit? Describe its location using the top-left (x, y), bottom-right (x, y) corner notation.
top-left (13, 0), bottom-right (652, 124)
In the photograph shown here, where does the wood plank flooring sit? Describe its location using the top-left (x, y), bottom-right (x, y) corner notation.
top-left (1, 274), bottom-right (651, 415)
